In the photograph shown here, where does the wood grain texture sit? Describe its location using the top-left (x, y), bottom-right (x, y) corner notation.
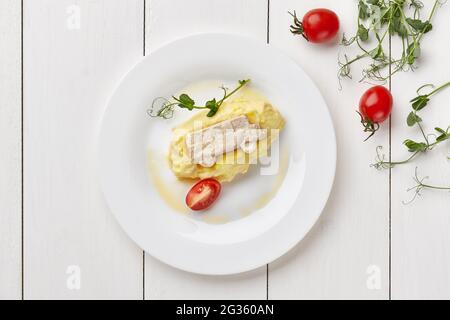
top-left (0, 0), bottom-right (22, 300)
top-left (391, 3), bottom-right (450, 300)
top-left (144, 0), bottom-right (268, 299)
top-left (268, 0), bottom-right (389, 299)
top-left (23, 0), bottom-right (143, 299)
top-left (8, 0), bottom-right (448, 299)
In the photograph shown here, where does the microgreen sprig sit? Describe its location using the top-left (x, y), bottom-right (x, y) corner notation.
top-left (407, 81), bottom-right (450, 121)
top-left (339, 0), bottom-right (444, 85)
top-left (404, 167), bottom-right (450, 204)
top-left (373, 125), bottom-right (450, 169)
top-left (147, 79), bottom-right (250, 119)
top-left (373, 81), bottom-right (450, 169)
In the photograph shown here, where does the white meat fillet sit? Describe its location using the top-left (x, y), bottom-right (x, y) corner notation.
top-left (185, 116), bottom-right (267, 167)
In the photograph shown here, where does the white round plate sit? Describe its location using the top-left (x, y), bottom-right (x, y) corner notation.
top-left (99, 33), bottom-right (336, 275)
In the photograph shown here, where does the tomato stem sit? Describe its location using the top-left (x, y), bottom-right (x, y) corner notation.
top-left (288, 11), bottom-right (308, 41)
top-left (357, 111), bottom-right (380, 141)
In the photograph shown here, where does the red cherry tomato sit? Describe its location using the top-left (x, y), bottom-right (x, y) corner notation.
top-left (358, 85), bottom-right (393, 140)
top-left (186, 178), bottom-right (221, 211)
top-left (290, 8), bottom-right (340, 43)
top-left (359, 86), bottom-right (393, 123)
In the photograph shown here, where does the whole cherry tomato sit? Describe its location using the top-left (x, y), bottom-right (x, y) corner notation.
top-left (358, 85), bottom-right (393, 140)
top-left (290, 8), bottom-right (340, 43)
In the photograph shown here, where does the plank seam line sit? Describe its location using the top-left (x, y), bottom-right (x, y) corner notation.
top-left (266, 0), bottom-right (270, 301)
top-left (21, 0), bottom-right (24, 301)
top-left (388, 10), bottom-right (392, 301)
top-left (143, 0), bottom-right (146, 301)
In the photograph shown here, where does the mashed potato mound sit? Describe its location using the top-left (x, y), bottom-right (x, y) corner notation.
top-left (168, 89), bottom-right (285, 182)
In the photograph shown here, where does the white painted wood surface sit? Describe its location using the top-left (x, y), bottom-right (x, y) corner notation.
top-left (268, 0), bottom-right (389, 299)
top-left (0, 0), bottom-right (449, 300)
top-left (391, 2), bottom-right (450, 300)
top-left (23, 0), bottom-right (143, 299)
top-left (0, 0), bottom-right (22, 300)
top-left (144, 0), bottom-right (268, 300)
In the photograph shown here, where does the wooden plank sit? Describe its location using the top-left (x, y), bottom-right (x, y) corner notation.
top-left (391, 3), bottom-right (450, 300)
top-left (268, 0), bottom-right (389, 299)
top-left (23, 0), bottom-right (143, 299)
top-left (0, 0), bottom-right (22, 300)
top-left (144, 0), bottom-right (268, 299)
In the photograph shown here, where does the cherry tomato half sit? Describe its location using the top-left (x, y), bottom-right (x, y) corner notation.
top-left (358, 85), bottom-right (393, 140)
top-left (186, 178), bottom-right (221, 211)
top-left (290, 8), bottom-right (340, 43)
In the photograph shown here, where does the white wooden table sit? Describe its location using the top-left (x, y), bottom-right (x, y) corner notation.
top-left (1, 0), bottom-right (449, 300)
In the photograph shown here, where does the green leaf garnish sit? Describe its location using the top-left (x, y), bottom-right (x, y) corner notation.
top-left (403, 139), bottom-right (427, 152)
top-left (406, 18), bottom-right (432, 33)
top-left (406, 111), bottom-right (422, 127)
top-left (148, 79), bottom-right (250, 119)
top-left (176, 94), bottom-right (195, 110)
top-left (358, 25), bottom-right (369, 41)
top-left (410, 95), bottom-right (429, 111)
top-left (338, 0), bottom-right (443, 84)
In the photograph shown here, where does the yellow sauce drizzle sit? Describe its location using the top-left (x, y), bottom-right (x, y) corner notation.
top-left (147, 150), bottom-right (188, 214)
top-left (239, 147), bottom-right (290, 217)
